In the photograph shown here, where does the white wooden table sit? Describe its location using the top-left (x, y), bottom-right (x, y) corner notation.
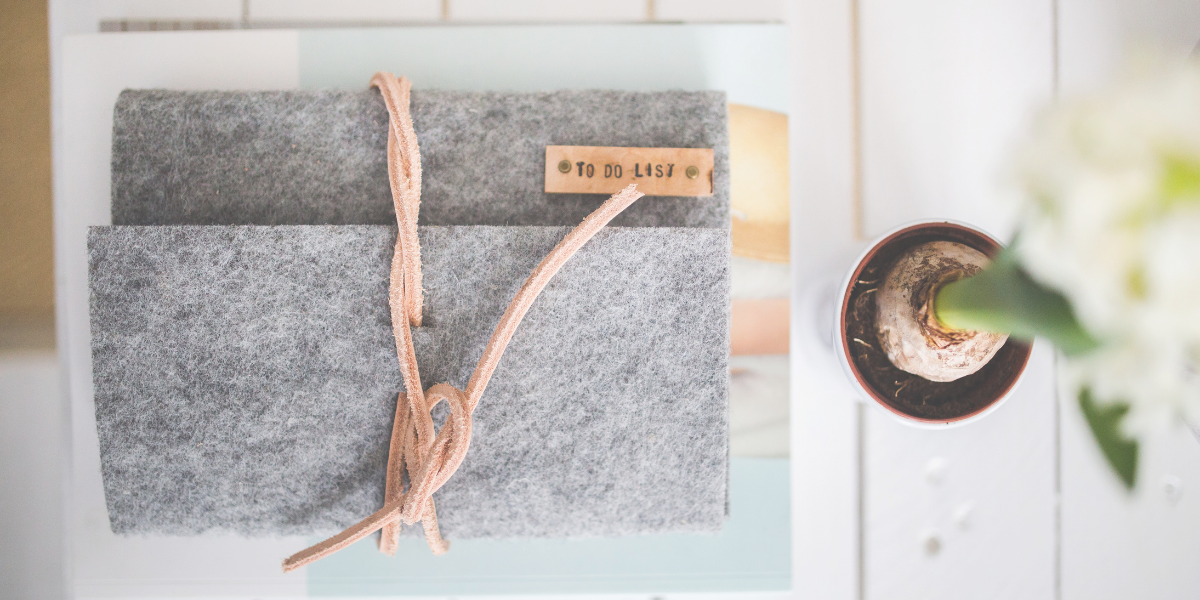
top-left (789, 2), bottom-right (1200, 599)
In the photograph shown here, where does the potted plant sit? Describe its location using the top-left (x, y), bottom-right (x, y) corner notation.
top-left (829, 56), bottom-right (1200, 489)
top-left (835, 221), bottom-right (1033, 429)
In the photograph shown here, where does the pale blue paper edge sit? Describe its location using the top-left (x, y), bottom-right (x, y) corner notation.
top-left (298, 24), bottom-right (788, 113)
top-left (306, 457), bottom-right (790, 596)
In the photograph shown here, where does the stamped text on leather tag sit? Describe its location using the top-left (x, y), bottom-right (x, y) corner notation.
top-left (544, 146), bottom-right (714, 196)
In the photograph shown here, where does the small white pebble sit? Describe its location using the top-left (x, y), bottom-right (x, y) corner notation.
top-left (921, 530), bottom-right (942, 556)
top-left (1163, 475), bottom-right (1184, 504)
top-left (925, 456), bottom-right (948, 485)
top-left (952, 502), bottom-right (974, 530)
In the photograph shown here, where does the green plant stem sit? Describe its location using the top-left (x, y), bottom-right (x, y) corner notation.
top-left (936, 248), bottom-right (1137, 488)
top-left (933, 248), bottom-right (1100, 356)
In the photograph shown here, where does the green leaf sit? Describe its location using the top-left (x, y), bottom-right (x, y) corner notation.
top-left (1162, 156), bottom-right (1200, 207)
top-left (1078, 389), bottom-right (1139, 490)
top-left (934, 248), bottom-right (1100, 355)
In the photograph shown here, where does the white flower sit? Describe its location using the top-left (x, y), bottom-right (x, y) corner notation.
top-left (1013, 56), bottom-right (1200, 434)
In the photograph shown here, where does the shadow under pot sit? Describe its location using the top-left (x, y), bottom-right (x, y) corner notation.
top-left (835, 221), bottom-right (1032, 428)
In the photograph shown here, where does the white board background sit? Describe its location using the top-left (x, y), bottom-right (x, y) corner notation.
top-left (787, 1), bottom-right (1200, 599)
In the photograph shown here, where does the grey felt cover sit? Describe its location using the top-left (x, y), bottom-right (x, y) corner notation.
top-left (111, 89), bottom-right (729, 229)
top-left (88, 225), bottom-right (730, 537)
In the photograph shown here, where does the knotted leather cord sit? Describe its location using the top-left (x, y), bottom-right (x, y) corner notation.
top-left (281, 72), bottom-right (645, 573)
top-left (369, 71), bottom-right (433, 557)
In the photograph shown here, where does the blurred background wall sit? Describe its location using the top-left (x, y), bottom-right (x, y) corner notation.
top-left (0, 0), bottom-right (55, 351)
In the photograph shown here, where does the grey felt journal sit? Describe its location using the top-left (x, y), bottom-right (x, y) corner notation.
top-left (91, 89), bottom-right (730, 538)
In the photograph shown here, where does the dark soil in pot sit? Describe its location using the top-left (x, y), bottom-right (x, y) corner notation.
top-left (841, 223), bottom-right (1032, 422)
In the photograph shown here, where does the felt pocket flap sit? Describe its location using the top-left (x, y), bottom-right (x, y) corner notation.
top-left (88, 224), bottom-right (729, 537)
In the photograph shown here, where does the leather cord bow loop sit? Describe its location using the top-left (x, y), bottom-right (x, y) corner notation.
top-left (395, 383), bottom-right (472, 528)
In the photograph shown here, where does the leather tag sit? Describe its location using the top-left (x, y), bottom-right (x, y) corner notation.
top-left (544, 146), bottom-right (714, 196)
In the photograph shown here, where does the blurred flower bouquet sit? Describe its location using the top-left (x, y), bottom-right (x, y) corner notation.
top-left (935, 57), bottom-right (1200, 489)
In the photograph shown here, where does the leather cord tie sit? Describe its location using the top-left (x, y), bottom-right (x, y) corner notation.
top-left (282, 72), bottom-right (645, 573)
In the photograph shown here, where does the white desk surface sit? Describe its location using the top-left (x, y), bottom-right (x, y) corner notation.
top-left (35, 1), bottom-right (1200, 599)
top-left (789, 2), bottom-right (1200, 599)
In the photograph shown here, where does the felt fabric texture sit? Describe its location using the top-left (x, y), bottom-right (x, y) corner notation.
top-left (88, 225), bottom-right (730, 537)
top-left (110, 89), bottom-right (729, 229)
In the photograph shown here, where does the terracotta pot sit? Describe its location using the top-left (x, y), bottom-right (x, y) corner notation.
top-left (833, 221), bottom-right (1032, 428)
